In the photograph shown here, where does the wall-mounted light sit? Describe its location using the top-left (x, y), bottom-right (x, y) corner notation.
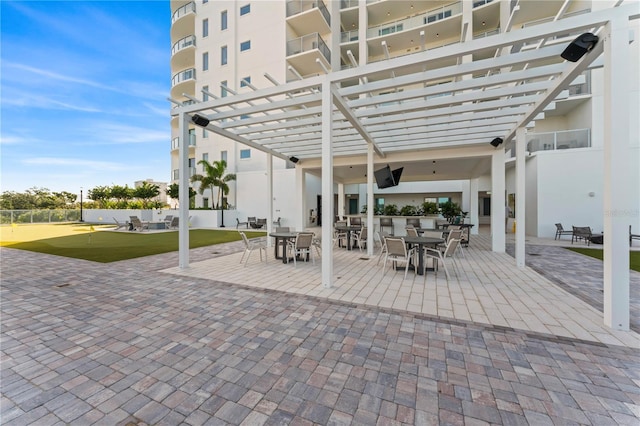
top-left (490, 137), bottom-right (503, 147)
top-left (191, 114), bottom-right (210, 127)
top-left (561, 33), bottom-right (599, 62)
top-left (289, 156), bottom-right (299, 164)
top-left (588, 192), bottom-right (595, 197)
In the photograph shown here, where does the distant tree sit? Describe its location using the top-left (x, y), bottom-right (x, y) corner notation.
top-left (166, 183), bottom-right (196, 209)
top-left (88, 186), bottom-right (110, 208)
top-left (0, 191), bottom-right (35, 209)
top-left (191, 160), bottom-right (236, 209)
top-left (109, 185), bottom-right (133, 208)
top-left (133, 182), bottom-right (160, 209)
top-left (53, 191), bottom-right (77, 205)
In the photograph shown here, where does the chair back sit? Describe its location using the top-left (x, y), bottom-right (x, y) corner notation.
top-left (405, 227), bottom-right (419, 237)
top-left (248, 216), bottom-right (256, 223)
top-left (447, 229), bottom-right (463, 243)
top-left (555, 223), bottom-right (564, 231)
top-left (239, 231), bottom-right (250, 248)
top-left (169, 217), bottom-right (179, 228)
top-left (380, 217), bottom-right (393, 226)
top-left (443, 238), bottom-right (461, 258)
top-left (276, 227), bottom-right (290, 232)
top-left (295, 232), bottom-right (314, 249)
top-left (335, 220), bottom-right (347, 228)
top-left (385, 237), bottom-right (407, 257)
top-left (422, 231), bottom-right (443, 239)
top-left (406, 218), bottom-right (420, 227)
top-left (359, 226), bottom-right (368, 241)
top-left (350, 216), bottom-right (362, 226)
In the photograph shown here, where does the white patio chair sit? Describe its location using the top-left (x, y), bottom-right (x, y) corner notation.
top-left (113, 217), bottom-right (128, 231)
top-left (423, 238), bottom-right (461, 280)
top-left (239, 231), bottom-right (267, 266)
top-left (352, 226), bottom-right (368, 251)
top-left (286, 232), bottom-right (315, 267)
top-left (382, 237), bottom-right (416, 280)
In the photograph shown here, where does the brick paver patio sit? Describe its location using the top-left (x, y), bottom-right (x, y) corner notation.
top-left (1, 236), bottom-right (639, 425)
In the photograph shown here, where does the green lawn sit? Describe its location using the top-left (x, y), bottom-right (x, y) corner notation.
top-left (566, 247), bottom-right (640, 272)
top-left (0, 223), bottom-right (265, 263)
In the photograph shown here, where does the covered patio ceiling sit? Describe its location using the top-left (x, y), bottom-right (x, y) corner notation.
top-left (171, 8), bottom-right (621, 184)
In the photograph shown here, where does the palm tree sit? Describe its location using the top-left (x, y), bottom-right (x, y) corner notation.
top-left (191, 159), bottom-right (236, 210)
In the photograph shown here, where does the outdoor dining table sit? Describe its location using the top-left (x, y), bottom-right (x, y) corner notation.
top-left (402, 236), bottom-right (445, 276)
top-left (268, 232), bottom-right (297, 263)
top-left (335, 225), bottom-right (362, 250)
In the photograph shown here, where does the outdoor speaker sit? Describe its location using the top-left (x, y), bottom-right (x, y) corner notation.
top-left (191, 114), bottom-right (210, 127)
top-left (561, 33), bottom-right (599, 62)
top-left (490, 137), bottom-right (503, 147)
top-left (289, 156), bottom-right (299, 163)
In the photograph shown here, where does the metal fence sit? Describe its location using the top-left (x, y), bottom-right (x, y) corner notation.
top-left (0, 210), bottom-right (81, 224)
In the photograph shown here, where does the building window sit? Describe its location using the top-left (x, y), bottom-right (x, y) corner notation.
top-left (221, 10), bottom-right (227, 30)
top-left (202, 52), bottom-right (209, 71)
top-left (203, 198), bottom-right (209, 208)
top-left (202, 18), bottom-right (209, 37)
top-left (203, 85), bottom-right (209, 101)
top-left (240, 4), bottom-right (250, 15)
top-left (173, 169), bottom-right (179, 180)
top-left (203, 128), bottom-right (208, 138)
top-left (240, 40), bottom-right (251, 52)
top-left (221, 45), bottom-right (227, 65)
top-left (240, 149), bottom-right (251, 159)
top-left (221, 80), bottom-right (228, 97)
top-left (240, 76), bottom-right (251, 87)
top-left (221, 150), bottom-right (228, 163)
top-left (202, 153), bottom-right (209, 169)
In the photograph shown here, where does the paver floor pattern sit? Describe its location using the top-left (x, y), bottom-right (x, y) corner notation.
top-left (1, 240), bottom-right (639, 425)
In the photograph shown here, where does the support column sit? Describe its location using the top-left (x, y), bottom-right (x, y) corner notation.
top-left (266, 154), bottom-right (273, 247)
top-left (338, 184), bottom-right (345, 221)
top-left (515, 127), bottom-right (526, 269)
top-left (603, 17), bottom-right (630, 330)
top-left (321, 79), bottom-right (334, 288)
top-left (367, 144), bottom-right (374, 257)
top-left (491, 148), bottom-right (506, 252)
top-left (295, 166), bottom-right (305, 231)
top-left (178, 111), bottom-right (190, 269)
top-left (469, 178), bottom-right (479, 235)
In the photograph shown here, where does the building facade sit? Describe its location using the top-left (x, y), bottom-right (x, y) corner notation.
top-left (169, 0), bottom-right (639, 236)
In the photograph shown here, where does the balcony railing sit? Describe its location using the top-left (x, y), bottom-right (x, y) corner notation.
top-left (171, 68), bottom-right (196, 87)
top-left (367, 2), bottom-right (461, 39)
top-left (172, 35), bottom-right (196, 55)
top-left (526, 129), bottom-right (591, 153)
top-left (171, 2), bottom-right (195, 24)
top-left (472, 0), bottom-right (494, 7)
top-left (286, 0), bottom-right (331, 25)
top-left (286, 33), bottom-right (331, 63)
top-left (473, 29), bottom-right (500, 39)
top-left (340, 29), bottom-right (359, 43)
top-left (171, 135), bottom-right (197, 150)
top-left (340, 0), bottom-right (358, 9)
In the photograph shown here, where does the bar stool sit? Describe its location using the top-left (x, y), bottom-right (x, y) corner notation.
top-left (380, 217), bottom-right (393, 235)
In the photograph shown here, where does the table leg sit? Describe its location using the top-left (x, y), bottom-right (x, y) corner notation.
top-left (417, 244), bottom-right (424, 276)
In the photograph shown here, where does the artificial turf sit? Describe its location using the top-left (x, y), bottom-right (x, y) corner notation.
top-left (0, 223), bottom-right (265, 263)
top-left (566, 247), bottom-right (640, 272)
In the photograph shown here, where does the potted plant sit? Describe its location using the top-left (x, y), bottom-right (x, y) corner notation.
top-left (383, 204), bottom-right (399, 216)
top-left (400, 205), bottom-right (418, 216)
top-left (440, 201), bottom-right (462, 223)
top-left (420, 201), bottom-right (439, 216)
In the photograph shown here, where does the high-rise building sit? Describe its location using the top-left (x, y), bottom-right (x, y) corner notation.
top-left (169, 0), bottom-right (639, 237)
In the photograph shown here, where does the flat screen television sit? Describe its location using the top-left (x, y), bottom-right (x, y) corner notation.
top-left (374, 165), bottom-right (403, 189)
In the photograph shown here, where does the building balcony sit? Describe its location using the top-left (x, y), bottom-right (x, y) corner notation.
top-left (340, 29), bottom-right (359, 44)
top-left (171, 2), bottom-right (196, 41)
top-left (170, 135), bottom-right (197, 151)
top-left (340, 0), bottom-right (358, 9)
top-left (286, 0), bottom-right (330, 36)
top-left (171, 35), bottom-right (196, 70)
top-left (525, 129), bottom-right (591, 153)
top-left (170, 68), bottom-right (196, 99)
top-left (286, 33), bottom-right (331, 78)
top-left (366, 2), bottom-right (462, 40)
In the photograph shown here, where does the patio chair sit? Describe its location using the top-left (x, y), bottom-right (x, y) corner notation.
top-left (406, 218), bottom-right (421, 228)
top-left (382, 237), bottom-right (416, 280)
top-left (286, 232), bottom-right (315, 267)
top-left (375, 231), bottom-right (388, 265)
top-left (239, 231), bottom-right (267, 266)
top-left (352, 226), bottom-right (368, 251)
top-left (163, 215), bottom-right (173, 227)
top-left (248, 217), bottom-right (257, 228)
top-left (572, 226), bottom-right (594, 246)
top-left (275, 227), bottom-right (290, 232)
top-left (113, 217), bottom-right (128, 231)
top-left (168, 217), bottom-right (179, 229)
top-left (442, 229), bottom-right (464, 258)
top-left (129, 217), bottom-right (148, 231)
top-left (424, 238), bottom-right (461, 280)
top-left (379, 217), bottom-right (393, 235)
top-left (405, 226), bottom-right (419, 237)
top-left (349, 216), bottom-right (362, 226)
top-left (630, 225), bottom-right (639, 246)
top-left (236, 217), bottom-right (249, 229)
top-left (333, 228), bottom-right (347, 248)
top-left (554, 223), bottom-right (573, 240)
top-left (273, 217), bottom-right (282, 227)
top-left (256, 218), bottom-right (267, 228)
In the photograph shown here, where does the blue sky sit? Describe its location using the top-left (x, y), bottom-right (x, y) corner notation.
top-left (1, 0), bottom-right (170, 197)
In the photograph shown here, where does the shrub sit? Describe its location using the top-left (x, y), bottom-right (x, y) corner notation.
top-left (383, 204), bottom-right (399, 216)
top-left (399, 205), bottom-right (418, 216)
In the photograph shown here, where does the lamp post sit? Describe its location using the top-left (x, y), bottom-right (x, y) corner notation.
top-left (79, 187), bottom-right (84, 222)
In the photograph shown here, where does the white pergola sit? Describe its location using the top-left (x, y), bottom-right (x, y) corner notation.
top-left (171, 5), bottom-right (638, 330)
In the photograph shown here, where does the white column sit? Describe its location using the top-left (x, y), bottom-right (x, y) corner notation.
top-left (321, 79), bottom-right (334, 288)
top-left (338, 184), bottom-right (345, 220)
top-left (367, 144), bottom-right (374, 257)
top-left (266, 154), bottom-right (273, 247)
top-left (515, 127), bottom-right (526, 269)
top-left (603, 17), bottom-right (630, 330)
top-left (469, 178), bottom-right (479, 235)
top-left (491, 148), bottom-right (506, 252)
top-left (178, 112), bottom-right (190, 269)
top-left (295, 166), bottom-right (305, 231)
